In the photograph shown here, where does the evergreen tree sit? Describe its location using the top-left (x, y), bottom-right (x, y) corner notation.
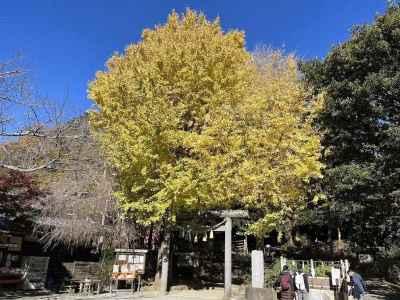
top-left (301, 4), bottom-right (400, 247)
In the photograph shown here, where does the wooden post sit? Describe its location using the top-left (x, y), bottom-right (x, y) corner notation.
top-left (224, 216), bottom-right (232, 300)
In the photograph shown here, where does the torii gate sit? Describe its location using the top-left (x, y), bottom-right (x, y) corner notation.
top-left (211, 210), bottom-right (249, 300)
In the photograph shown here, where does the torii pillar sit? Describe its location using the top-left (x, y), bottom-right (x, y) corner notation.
top-left (212, 210), bottom-right (249, 300)
top-left (224, 215), bottom-right (232, 299)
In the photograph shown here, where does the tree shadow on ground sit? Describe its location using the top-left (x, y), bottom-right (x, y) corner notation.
top-left (0, 290), bottom-right (52, 300)
top-left (366, 279), bottom-right (400, 300)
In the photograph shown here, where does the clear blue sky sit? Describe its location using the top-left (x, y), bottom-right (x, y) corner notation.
top-left (1, 0), bottom-right (387, 120)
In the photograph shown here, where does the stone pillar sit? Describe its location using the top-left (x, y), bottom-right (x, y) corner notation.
top-left (251, 250), bottom-right (264, 288)
top-left (310, 259), bottom-right (315, 277)
top-left (224, 217), bottom-right (232, 300)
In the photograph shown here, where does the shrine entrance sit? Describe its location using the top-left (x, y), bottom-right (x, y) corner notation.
top-left (172, 210), bottom-right (249, 299)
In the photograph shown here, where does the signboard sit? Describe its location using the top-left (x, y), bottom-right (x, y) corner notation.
top-left (112, 249), bottom-right (148, 279)
top-left (132, 253), bottom-right (146, 273)
top-left (8, 236), bottom-right (23, 252)
top-left (0, 234), bottom-right (22, 252)
top-left (359, 254), bottom-right (373, 264)
top-left (118, 254), bottom-right (126, 261)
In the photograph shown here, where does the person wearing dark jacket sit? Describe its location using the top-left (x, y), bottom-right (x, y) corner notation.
top-left (349, 271), bottom-right (367, 300)
top-left (274, 265), bottom-right (295, 300)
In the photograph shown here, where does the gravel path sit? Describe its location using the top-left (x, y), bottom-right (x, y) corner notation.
top-left (0, 288), bottom-right (243, 300)
top-left (1, 280), bottom-right (398, 300)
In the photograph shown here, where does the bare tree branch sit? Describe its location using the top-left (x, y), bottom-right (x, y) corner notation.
top-left (0, 130), bottom-right (81, 139)
top-left (0, 159), bottom-right (56, 172)
top-left (0, 70), bottom-right (22, 79)
top-left (0, 58), bottom-right (89, 172)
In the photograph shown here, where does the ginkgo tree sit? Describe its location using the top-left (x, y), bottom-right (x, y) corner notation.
top-left (89, 9), bottom-right (254, 224)
top-left (240, 49), bottom-right (324, 245)
top-left (89, 9), bottom-right (322, 288)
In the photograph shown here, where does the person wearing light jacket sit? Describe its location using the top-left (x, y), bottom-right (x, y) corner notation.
top-left (294, 270), bottom-right (309, 300)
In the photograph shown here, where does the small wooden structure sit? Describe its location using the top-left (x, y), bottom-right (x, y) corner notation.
top-left (110, 249), bottom-right (148, 293)
top-left (0, 232), bottom-right (27, 287)
top-left (62, 261), bottom-right (101, 294)
top-left (233, 237), bottom-right (248, 255)
top-left (22, 256), bottom-right (49, 289)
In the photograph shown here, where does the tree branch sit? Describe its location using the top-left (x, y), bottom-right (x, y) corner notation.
top-left (0, 159), bottom-right (57, 173)
top-left (0, 70), bottom-right (22, 79)
top-left (0, 127), bottom-right (82, 139)
top-left (0, 130), bottom-right (46, 138)
top-left (0, 132), bottom-right (82, 139)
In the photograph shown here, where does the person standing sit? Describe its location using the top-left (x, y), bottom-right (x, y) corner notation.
top-left (348, 270), bottom-right (367, 300)
top-left (274, 265), bottom-right (295, 300)
top-left (294, 269), bottom-right (309, 300)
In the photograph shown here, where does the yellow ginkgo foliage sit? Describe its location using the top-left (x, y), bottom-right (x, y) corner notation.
top-left (88, 10), bottom-right (323, 238)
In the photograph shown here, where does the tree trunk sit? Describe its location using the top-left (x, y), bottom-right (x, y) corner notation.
top-left (154, 227), bottom-right (171, 294)
top-left (154, 230), bottom-right (163, 287)
top-left (286, 231), bottom-right (294, 248)
top-left (147, 223), bottom-right (154, 250)
top-left (255, 236), bottom-right (264, 250)
top-left (286, 219), bottom-right (295, 248)
top-left (328, 227), bottom-right (334, 255)
top-left (160, 230), bottom-right (171, 294)
top-left (119, 216), bottom-right (130, 249)
top-left (337, 226), bottom-right (344, 251)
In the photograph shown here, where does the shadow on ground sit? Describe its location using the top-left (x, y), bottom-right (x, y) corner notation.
top-left (366, 279), bottom-right (400, 300)
top-left (0, 290), bottom-right (53, 300)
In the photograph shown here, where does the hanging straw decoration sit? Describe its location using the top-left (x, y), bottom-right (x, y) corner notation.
top-left (194, 234), bottom-right (198, 243)
top-left (202, 233), bottom-right (207, 242)
top-left (209, 230), bottom-right (214, 239)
